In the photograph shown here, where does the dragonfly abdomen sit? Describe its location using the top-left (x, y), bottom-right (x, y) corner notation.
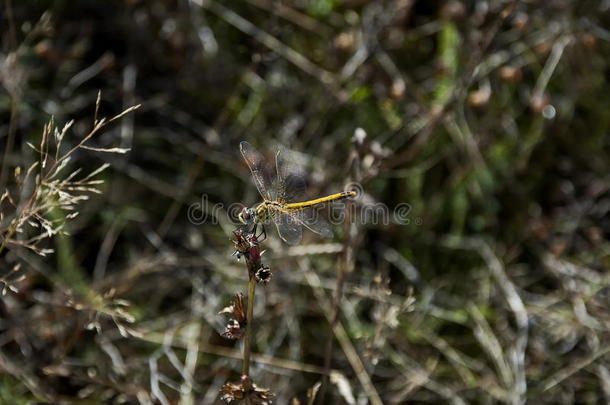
top-left (255, 191), bottom-right (356, 222)
top-left (284, 191), bottom-right (356, 210)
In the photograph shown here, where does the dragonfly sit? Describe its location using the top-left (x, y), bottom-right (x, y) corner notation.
top-left (238, 141), bottom-right (356, 245)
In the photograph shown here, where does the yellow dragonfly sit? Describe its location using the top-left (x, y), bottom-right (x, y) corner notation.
top-left (238, 141), bottom-right (356, 245)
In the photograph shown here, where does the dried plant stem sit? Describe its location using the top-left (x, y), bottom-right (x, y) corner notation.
top-left (0, 98), bottom-right (19, 194)
top-left (0, 195), bottom-right (35, 256)
top-left (192, 0), bottom-right (337, 88)
top-left (318, 259), bottom-right (348, 403)
top-left (300, 261), bottom-right (383, 405)
top-left (242, 275), bottom-right (256, 377)
top-left (0, 225), bottom-right (17, 256)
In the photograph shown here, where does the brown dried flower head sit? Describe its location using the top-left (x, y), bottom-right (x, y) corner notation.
top-left (221, 319), bottom-right (245, 340)
top-left (255, 265), bottom-right (272, 285)
top-left (219, 293), bottom-right (247, 339)
top-left (220, 375), bottom-right (274, 404)
top-left (232, 229), bottom-right (251, 259)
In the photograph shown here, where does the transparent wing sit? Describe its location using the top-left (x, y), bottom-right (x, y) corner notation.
top-left (292, 207), bottom-right (334, 238)
top-left (274, 212), bottom-right (303, 245)
top-left (274, 144), bottom-right (307, 204)
top-left (240, 141), bottom-right (276, 201)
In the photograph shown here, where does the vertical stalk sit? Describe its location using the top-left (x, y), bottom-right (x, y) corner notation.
top-left (319, 171), bottom-right (358, 404)
top-left (242, 275), bottom-right (256, 377)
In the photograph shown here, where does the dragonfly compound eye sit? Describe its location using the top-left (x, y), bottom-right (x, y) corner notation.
top-left (239, 207), bottom-right (252, 224)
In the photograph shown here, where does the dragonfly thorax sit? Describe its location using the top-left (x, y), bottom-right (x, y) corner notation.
top-left (255, 201), bottom-right (283, 224)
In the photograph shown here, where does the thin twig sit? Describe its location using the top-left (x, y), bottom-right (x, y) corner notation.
top-left (0, 95), bottom-right (20, 194)
top-left (245, 0), bottom-right (332, 35)
top-left (242, 275), bottom-right (256, 377)
top-left (191, 0), bottom-right (338, 90)
top-left (539, 345), bottom-right (610, 393)
top-left (532, 35), bottom-right (572, 100)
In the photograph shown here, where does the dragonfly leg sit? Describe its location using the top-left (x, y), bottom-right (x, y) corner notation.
top-left (256, 225), bottom-right (267, 242)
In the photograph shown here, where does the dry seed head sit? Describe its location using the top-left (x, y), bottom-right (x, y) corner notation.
top-left (219, 293), bottom-right (247, 339)
top-left (220, 379), bottom-right (274, 404)
top-left (255, 265), bottom-right (272, 284)
top-left (0, 98), bottom-right (137, 257)
top-left (219, 293), bottom-right (247, 322)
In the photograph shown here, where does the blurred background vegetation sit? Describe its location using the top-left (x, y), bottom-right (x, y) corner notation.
top-left (1, 0), bottom-right (609, 403)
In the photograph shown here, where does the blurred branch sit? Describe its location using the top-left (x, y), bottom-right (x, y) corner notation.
top-left (531, 34), bottom-right (572, 102)
top-left (0, 349), bottom-right (53, 401)
top-left (382, 0), bottom-right (520, 172)
top-left (444, 236), bottom-right (529, 404)
top-left (300, 259), bottom-right (384, 405)
top-left (245, 0), bottom-right (332, 36)
top-left (539, 345), bottom-right (610, 394)
top-left (191, 0), bottom-right (339, 91)
top-left (139, 327), bottom-right (336, 375)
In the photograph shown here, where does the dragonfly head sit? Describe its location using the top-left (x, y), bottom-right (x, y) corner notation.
top-left (238, 207), bottom-right (256, 225)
